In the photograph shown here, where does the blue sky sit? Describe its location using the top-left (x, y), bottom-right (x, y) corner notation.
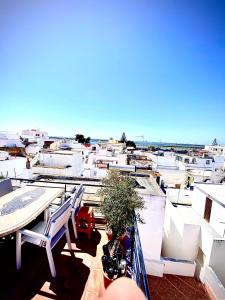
top-left (1, 0), bottom-right (225, 144)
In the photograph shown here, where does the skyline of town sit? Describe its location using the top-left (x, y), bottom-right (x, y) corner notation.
top-left (0, 127), bottom-right (222, 146)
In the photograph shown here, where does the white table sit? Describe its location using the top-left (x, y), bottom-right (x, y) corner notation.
top-left (0, 186), bottom-right (63, 237)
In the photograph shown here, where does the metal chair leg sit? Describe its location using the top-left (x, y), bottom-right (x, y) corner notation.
top-left (46, 244), bottom-right (56, 277)
top-left (72, 214), bottom-right (78, 239)
top-left (65, 223), bottom-right (72, 250)
top-left (16, 231), bottom-right (22, 270)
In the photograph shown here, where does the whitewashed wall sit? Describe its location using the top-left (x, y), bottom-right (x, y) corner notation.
top-left (193, 187), bottom-right (225, 238)
top-left (163, 188), bottom-right (225, 288)
top-left (209, 202), bottom-right (225, 237)
top-left (204, 266), bottom-right (225, 300)
top-left (178, 161), bottom-right (186, 171)
top-left (162, 200), bottom-right (200, 260)
top-left (147, 153), bottom-right (178, 170)
top-left (163, 258), bottom-right (196, 276)
top-left (33, 166), bottom-right (73, 176)
top-left (192, 187), bottom-right (207, 218)
top-left (36, 152), bottom-right (83, 176)
top-left (209, 240), bottom-right (225, 287)
top-left (138, 193), bottom-right (166, 276)
top-left (213, 156), bottom-right (224, 170)
top-left (0, 157), bottom-right (26, 177)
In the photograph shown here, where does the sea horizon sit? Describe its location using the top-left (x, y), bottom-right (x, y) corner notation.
top-left (49, 136), bottom-right (204, 148)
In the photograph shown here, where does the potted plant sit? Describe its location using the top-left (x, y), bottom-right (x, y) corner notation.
top-left (99, 170), bottom-right (145, 240)
top-left (99, 171), bottom-right (145, 285)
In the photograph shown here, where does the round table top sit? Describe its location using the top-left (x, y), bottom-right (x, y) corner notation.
top-left (0, 186), bottom-right (63, 237)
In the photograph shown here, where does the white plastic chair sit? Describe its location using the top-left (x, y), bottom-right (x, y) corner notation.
top-left (16, 199), bottom-right (72, 277)
top-left (50, 184), bottom-right (84, 240)
top-left (70, 185), bottom-right (84, 239)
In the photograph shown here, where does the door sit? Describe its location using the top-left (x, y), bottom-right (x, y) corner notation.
top-left (204, 197), bottom-right (212, 222)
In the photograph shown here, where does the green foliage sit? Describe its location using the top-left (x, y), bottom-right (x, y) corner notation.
top-left (148, 146), bottom-right (156, 151)
top-left (120, 132), bottom-right (127, 143)
top-left (126, 140), bottom-right (136, 148)
top-left (75, 134), bottom-right (91, 144)
top-left (99, 171), bottom-right (145, 239)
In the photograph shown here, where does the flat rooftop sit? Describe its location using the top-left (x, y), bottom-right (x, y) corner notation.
top-left (157, 169), bottom-right (186, 186)
top-left (167, 188), bottom-right (193, 205)
top-left (136, 176), bottom-right (165, 196)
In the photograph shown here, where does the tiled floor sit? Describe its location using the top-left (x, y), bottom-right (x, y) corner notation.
top-left (0, 219), bottom-right (212, 300)
top-left (148, 274), bottom-right (210, 300)
top-left (0, 222), bottom-right (108, 300)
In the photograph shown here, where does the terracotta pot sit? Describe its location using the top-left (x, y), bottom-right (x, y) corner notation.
top-left (105, 226), bottom-right (113, 241)
top-left (106, 232), bottom-right (113, 241)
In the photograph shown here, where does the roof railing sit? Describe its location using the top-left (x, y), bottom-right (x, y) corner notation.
top-left (131, 214), bottom-right (151, 300)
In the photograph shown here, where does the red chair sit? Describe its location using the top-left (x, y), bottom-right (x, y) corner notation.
top-left (76, 206), bottom-right (95, 239)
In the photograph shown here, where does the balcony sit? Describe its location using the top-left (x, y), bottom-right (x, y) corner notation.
top-left (0, 177), bottom-right (150, 299)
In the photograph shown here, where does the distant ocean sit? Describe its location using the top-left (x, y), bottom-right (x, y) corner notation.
top-left (49, 136), bottom-right (204, 149)
top-left (90, 139), bottom-right (204, 149)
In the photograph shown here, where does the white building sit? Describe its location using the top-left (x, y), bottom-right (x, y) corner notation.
top-left (205, 145), bottom-right (225, 156)
top-left (0, 151), bottom-right (9, 161)
top-left (32, 150), bottom-right (84, 177)
top-left (0, 131), bottom-right (24, 148)
top-left (176, 154), bottom-right (224, 172)
top-left (21, 129), bottom-right (48, 144)
top-left (0, 157), bottom-right (26, 178)
top-left (147, 152), bottom-right (178, 170)
top-left (137, 176), bottom-right (166, 277)
top-left (163, 183), bottom-right (225, 299)
top-left (25, 144), bottom-right (42, 156)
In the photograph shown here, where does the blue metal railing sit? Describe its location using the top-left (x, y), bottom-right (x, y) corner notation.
top-left (131, 216), bottom-right (151, 300)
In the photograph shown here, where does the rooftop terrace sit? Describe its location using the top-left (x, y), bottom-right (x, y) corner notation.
top-left (0, 221), bottom-right (108, 300)
top-left (0, 176), bottom-right (212, 299)
top-left (0, 222), bottom-right (211, 300)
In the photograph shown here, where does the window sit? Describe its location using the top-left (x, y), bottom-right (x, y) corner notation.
top-left (206, 160), bottom-right (211, 165)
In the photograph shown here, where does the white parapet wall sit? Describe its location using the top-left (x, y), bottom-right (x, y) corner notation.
top-left (33, 166), bottom-right (74, 177)
top-left (138, 192), bottom-right (166, 276)
top-left (204, 266), bottom-right (225, 300)
top-left (0, 157), bottom-right (26, 178)
top-left (163, 257), bottom-right (196, 276)
top-left (209, 239), bottom-right (225, 287)
top-left (33, 151), bottom-right (84, 177)
top-left (144, 257), bottom-right (196, 277)
top-left (144, 258), bottom-right (164, 277)
top-left (162, 199), bottom-right (200, 261)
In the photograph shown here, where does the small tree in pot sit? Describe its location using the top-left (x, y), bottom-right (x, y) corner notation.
top-left (99, 171), bottom-right (145, 283)
top-left (99, 170), bottom-right (145, 240)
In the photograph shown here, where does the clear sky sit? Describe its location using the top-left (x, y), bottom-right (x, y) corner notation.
top-left (1, 0), bottom-right (225, 144)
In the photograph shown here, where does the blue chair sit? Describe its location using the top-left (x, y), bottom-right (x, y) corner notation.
top-left (0, 178), bottom-right (13, 197)
top-left (16, 199), bottom-right (72, 277)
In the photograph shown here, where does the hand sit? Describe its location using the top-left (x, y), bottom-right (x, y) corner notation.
top-left (100, 277), bottom-right (146, 300)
